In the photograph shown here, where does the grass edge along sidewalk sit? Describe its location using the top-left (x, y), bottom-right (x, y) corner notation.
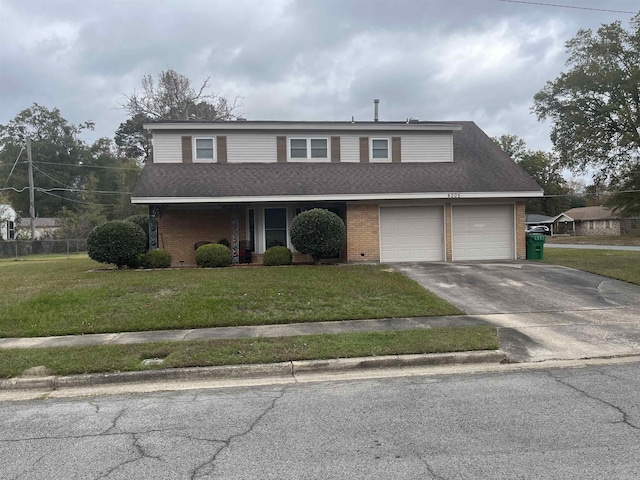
top-left (0, 326), bottom-right (499, 378)
top-left (0, 257), bottom-right (462, 338)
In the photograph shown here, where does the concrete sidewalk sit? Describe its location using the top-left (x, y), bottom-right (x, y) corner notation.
top-left (0, 316), bottom-right (508, 393)
top-left (0, 315), bottom-right (489, 350)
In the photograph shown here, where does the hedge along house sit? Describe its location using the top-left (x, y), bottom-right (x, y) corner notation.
top-left (130, 119), bottom-right (543, 266)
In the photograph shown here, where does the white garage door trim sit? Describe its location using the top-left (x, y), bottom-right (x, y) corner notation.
top-left (452, 204), bottom-right (514, 261)
top-left (380, 206), bottom-right (444, 262)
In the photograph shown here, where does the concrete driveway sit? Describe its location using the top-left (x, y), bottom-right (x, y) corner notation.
top-left (395, 262), bottom-right (640, 362)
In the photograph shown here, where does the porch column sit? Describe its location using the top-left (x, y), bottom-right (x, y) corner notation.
top-left (149, 206), bottom-right (159, 250)
top-left (231, 208), bottom-right (240, 264)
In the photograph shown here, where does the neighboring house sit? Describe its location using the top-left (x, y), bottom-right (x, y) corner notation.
top-left (131, 120), bottom-right (543, 266)
top-left (17, 217), bottom-right (61, 239)
top-left (525, 213), bottom-right (574, 235)
top-left (0, 204), bottom-right (16, 241)
top-left (563, 206), bottom-right (640, 236)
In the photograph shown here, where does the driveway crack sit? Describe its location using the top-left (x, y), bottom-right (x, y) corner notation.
top-left (548, 372), bottom-right (639, 431)
top-left (418, 457), bottom-right (447, 479)
top-left (190, 388), bottom-right (287, 479)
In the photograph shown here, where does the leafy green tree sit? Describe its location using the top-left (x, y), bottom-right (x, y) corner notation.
top-left (493, 134), bottom-right (574, 216)
top-left (607, 167), bottom-right (640, 216)
top-left (118, 69), bottom-right (241, 162)
top-left (532, 13), bottom-right (640, 179)
top-left (114, 113), bottom-right (152, 162)
top-left (518, 151), bottom-right (572, 216)
top-left (0, 104), bottom-right (93, 216)
top-left (83, 138), bottom-right (143, 220)
top-left (492, 134), bottom-right (528, 162)
top-left (57, 205), bottom-right (107, 239)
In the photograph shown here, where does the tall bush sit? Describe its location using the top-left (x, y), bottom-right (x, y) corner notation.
top-left (290, 208), bottom-right (346, 264)
top-left (126, 214), bottom-right (149, 249)
top-left (87, 220), bottom-right (147, 268)
top-left (195, 243), bottom-right (232, 268)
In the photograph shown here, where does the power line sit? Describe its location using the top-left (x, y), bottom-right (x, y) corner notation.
top-left (493, 0), bottom-right (637, 14)
top-left (38, 190), bottom-right (117, 206)
top-left (0, 186), bottom-right (132, 195)
top-left (33, 165), bottom-right (77, 190)
top-left (28, 161), bottom-right (140, 171)
top-left (2, 147), bottom-right (24, 188)
top-left (35, 187), bottom-right (132, 195)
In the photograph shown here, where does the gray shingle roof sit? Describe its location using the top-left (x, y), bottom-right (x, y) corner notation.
top-left (132, 121), bottom-right (542, 200)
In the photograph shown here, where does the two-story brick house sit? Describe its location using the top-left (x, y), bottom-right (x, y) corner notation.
top-left (130, 120), bottom-right (542, 266)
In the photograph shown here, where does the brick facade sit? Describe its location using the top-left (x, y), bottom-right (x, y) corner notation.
top-left (621, 218), bottom-right (640, 235)
top-left (515, 201), bottom-right (526, 259)
top-left (346, 203), bottom-right (380, 262)
top-left (444, 203), bottom-right (452, 261)
top-left (156, 201), bottom-right (529, 266)
top-left (576, 219), bottom-right (621, 236)
top-left (158, 208), bottom-right (245, 266)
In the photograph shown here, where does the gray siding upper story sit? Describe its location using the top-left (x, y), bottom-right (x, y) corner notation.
top-left (150, 123), bottom-right (457, 164)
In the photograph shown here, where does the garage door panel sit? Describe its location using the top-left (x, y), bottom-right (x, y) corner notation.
top-left (452, 205), bottom-right (514, 261)
top-left (380, 206), bottom-right (444, 262)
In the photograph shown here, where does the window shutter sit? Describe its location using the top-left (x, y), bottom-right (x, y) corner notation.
top-left (359, 137), bottom-right (369, 163)
top-left (181, 136), bottom-right (193, 164)
top-left (217, 136), bottom-right (227, 163)
top-left (277, 136), bottom-right (287, 163)
top-left (331, 136), bottom-right (341, 163)
top-left (392, 137), bottom-right (401, 163)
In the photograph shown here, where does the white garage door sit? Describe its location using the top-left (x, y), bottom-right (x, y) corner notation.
top-left (380, 206), bottom-right (444, 262)
top-left (452, 205), bottom-right (514, 260)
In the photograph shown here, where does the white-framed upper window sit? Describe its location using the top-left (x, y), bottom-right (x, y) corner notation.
top-left (288, 137), bottom-right (328, 160)
top-left (370, 138), bottom-right (390, 162)
top-left (194, 137), bottom-right (216, 162)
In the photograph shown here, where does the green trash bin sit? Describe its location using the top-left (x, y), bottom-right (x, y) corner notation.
top-left (526, 234), bottom-right (546, 260)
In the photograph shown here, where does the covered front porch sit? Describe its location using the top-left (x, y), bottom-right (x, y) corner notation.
top-left (149, 202), bottom-right (347, 267)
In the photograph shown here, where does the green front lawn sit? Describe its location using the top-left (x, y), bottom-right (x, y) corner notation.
top-left (542, 248), bottom-right (640, 285)
top-left (0, 326), bottom-right (498, 378)
top-left (0, 256), bottom-right (462, 338)
top-left (546, 235), bottom-right (640, 246)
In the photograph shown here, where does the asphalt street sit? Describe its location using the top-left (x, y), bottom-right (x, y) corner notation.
top-left (1, 360), bottom-right (639, 479)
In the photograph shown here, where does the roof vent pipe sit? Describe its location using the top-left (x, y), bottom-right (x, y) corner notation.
top-left (373, 99), bottom-right (379, 122)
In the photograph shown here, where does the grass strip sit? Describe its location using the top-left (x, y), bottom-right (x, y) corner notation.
top-left (0, 326), bottom-right (498, 378)
top-left (542, 248), bottom-right (640, 285)
top-left (0, 256), bottom-right (462, 338)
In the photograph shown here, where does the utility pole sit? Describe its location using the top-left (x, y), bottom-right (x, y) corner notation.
top-left (26, 137), bottom-right (36, 239)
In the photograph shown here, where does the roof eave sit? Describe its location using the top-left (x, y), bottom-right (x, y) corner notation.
top-left (131, 191), bottom-right (544, 204)
top-left (143, 121), bottom-right (463, 132)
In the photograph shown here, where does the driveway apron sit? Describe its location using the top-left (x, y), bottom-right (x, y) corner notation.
top-left (395, 262), bottom-right (640, 362)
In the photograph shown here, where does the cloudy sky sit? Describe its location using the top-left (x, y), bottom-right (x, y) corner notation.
top-left (0, 0), bottom-right (637, 157)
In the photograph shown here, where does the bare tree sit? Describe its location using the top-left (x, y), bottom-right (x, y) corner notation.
top-left (117, 69), bottom-right (242, 162)
top-left (122, 69), bottom-right (240, 121)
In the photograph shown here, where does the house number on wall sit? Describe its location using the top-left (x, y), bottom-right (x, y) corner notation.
top-left (447, 193), bottom-right (461, 198)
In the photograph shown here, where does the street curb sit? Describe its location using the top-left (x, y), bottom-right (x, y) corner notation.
top-left (0, 350), bottom-right (506, 391)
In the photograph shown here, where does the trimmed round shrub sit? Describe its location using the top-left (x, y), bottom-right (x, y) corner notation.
top-left (263, 246), bottom-right (293, 266)
top-left (87, 220), bottom-right (147, 268)
top-left (195, 243), bottom-right (232, 268)
top-left (126, 214), bottom-right (149, 249)
top-left (290, 208), bottom-right (346, 263)
top-left (140, 249), bottom-right (172, 269)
